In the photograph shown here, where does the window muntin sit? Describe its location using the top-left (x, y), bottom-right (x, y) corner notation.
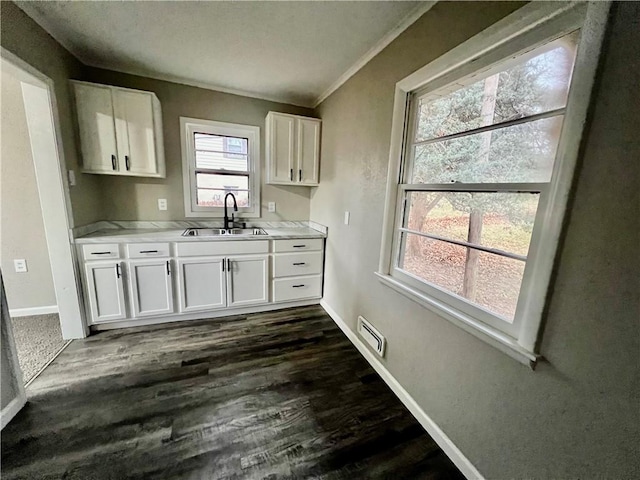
top-left (392, 31), bottom-right (579, 332)
top-left (181, 118), bottom-right (260, 217)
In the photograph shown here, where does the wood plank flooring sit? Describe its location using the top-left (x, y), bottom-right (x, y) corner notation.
top-left (1, 306), bottom-right (463, 479)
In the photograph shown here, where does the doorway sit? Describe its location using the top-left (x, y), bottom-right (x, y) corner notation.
top-left (1, 59), bottom-right (70, 384)
top-left (1, 51), bottom-right (87, 427)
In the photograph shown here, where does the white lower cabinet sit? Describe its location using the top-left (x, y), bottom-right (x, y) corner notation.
top-left (128, 259), bottom-right (174, 317)
top-left (85, 261), bottom-right (127, 323)
top-left (177, 257), bottom-right (226, 313)
top-left (81, 238), bottom-right (323, 326)
top-left (227, 255), bottom-right (269, 307)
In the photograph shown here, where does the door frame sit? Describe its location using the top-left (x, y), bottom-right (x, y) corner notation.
top-left (1, 48), bottom-right (88, 339)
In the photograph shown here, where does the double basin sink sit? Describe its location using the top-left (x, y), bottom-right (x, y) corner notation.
top-left (182, 227), bottom-right (268, 237)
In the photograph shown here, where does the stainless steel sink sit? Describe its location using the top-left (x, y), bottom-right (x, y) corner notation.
top-left (182, 228), bottom-right (267, 237)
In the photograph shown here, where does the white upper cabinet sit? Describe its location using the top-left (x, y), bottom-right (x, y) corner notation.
top-left (74, 83), bottom-right (119, 174)
top-left (72, 81), bottom-right (165, 178)
top-left (266, 112), bottom-right (321, 186)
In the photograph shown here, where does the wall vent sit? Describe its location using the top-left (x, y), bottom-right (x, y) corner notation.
top-left (357, 316), bottom-right (386, 357)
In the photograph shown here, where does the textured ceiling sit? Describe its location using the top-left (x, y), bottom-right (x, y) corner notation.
top-left (16, 1), bottom-right (425, 106)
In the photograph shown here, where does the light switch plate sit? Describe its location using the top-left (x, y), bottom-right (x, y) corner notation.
top-left (158, 198), bottom-right (168, 211)
top-left (68, 170), bottom-right (76, 186)
top-left (344, 211), bottom-right (350, 225)
top-left (268, 202), bottom-right (276, 213)
top-left (14, 259), bottom-right (27, 273)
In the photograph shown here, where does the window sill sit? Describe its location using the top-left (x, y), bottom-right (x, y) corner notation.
top-left (375, 272), bottom-right (539, 368)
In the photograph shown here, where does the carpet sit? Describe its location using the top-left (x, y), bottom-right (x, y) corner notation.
top-left (10, 313), bottom-right (69, 384)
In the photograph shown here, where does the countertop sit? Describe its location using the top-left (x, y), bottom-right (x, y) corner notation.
top-left (74, 227), bottom-right (326, 244)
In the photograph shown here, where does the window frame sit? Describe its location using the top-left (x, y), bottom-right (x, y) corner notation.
top-left (376, 2), bottom-right (611, 366)
top-left (180, 117), bottom-right (261, 218)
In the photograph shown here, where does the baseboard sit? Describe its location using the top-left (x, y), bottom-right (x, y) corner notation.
top-left (9, 305), bottom-right (58, 317)
top-left (0, 395), bottom-right (26, 430)
top-left (320, 300), bottom-right (483, 480)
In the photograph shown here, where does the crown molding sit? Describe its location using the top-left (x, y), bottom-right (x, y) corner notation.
top-left (82, 61), bottom-right (315, 108)
top-left (313, 1), bottom-right (438, 108)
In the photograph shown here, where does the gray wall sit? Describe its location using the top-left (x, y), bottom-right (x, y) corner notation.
top-left (0, 1), bottom-right (104, 228)
top-left (1, 67), bottom-right (57, 310)
top-left (82, 68), bottom-right (315, 223)
top-left (310, 2), bottom-right (639, 478)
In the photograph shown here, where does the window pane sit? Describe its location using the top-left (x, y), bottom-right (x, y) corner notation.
top-left (194, 133), bottom-right (249, 171)
top-left (415, 31), bottom-right (578, 142)
top-left (195, 173), bottom-right (250, 208)
top-left (405, 192), bottom-right (539, 257)
top-left (399, 234), bottom-right (525, 320)
top-left (197, 189), bottom-right (249, 208)
top-left (411, 115), bottom-right (563, 184)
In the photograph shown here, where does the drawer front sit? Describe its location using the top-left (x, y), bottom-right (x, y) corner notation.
top-left (83, 243), bottom-right (120, 260)
top-left (127, 242), bottom-right (171, 258)
top-left (273, 275), bottom-right (322, 302)
top-left (273, 251), bottom-right (323, 278)
top-left (273, 238), bottom-right (323, 253)
top-left (176, 240), bottom-right (269, 257)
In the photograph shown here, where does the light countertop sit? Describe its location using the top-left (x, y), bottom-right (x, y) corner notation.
top-left (75, 227), bottom-right (326, 244)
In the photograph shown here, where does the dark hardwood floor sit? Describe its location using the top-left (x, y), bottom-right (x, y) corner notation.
top-left (1, 305), bottom-right (463, 479)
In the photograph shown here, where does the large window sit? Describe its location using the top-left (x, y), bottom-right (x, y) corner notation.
top-left (181, 118), bottom-right (260, 217)
top-left (378, 3), bottom-right (608, 364)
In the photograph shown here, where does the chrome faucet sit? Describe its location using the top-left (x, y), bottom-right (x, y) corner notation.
top-left (223, 192), bottom-right (238, 230)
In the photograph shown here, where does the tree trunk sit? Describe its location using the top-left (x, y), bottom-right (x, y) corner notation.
top-left (462, 74), bottom-right (498, 300)
top-left (462, 208), bottom-right (484, 300)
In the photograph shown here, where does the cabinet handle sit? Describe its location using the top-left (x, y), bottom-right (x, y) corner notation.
top-left (292, 284), bottom-right (306, 288)
top-left (91, 251), bottom-right (113, 255)
top-left (222, 258), bottom-right (225, 272)
top-left (293, 262), bottom-right (306, 266)
top-left (227, 259), bottom-right (231, 271)
top-left (293, 245), bottom-right (306, 248)
top-left (166, 261), bottom-right (171, 276)
top-left (111, 155), bottom-right (117, 170)
top-left (139, 250), bottom-right (158, 254)
top-left (290, 168), bottom-right (293, 181)
top-left (115, 264), bottom-right (121, 278)
top-left (299, 169), bottom-right (302, 182)
top-left (125, 155), bottom-right (130, 171)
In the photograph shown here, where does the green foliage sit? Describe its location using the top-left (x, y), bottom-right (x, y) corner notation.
top-left (410, 38), bottom-right (576, 225)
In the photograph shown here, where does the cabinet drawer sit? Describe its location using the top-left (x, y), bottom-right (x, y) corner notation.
top-left (273, 238), bottom-right (323, 253)
top-left (273, 252), bottom-right (323, 278)
top-left (127, 242), bottom-right (170, 258)
top-left (273, 275), bottom-right (322, 302)
top-left (176, 240), bottom-right (269, 257)
top-left (83, 243), bottom-right (120, 260)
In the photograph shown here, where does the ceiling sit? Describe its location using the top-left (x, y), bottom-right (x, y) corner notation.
top-left (16, 1), bottom-right (429, 107)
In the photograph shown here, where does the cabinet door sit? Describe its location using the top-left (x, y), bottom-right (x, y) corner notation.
top-left (177, 257), bottom-right (226, 313)
top-left (84, 261), bottom-right (127, 323)
top-left (297, 118), bottom-right (321, 185)
top-left (267, 113), bottom-right (296, 184)
top-left (112, 90), bottom-right (158, 176)
top-left (128, 259), bottom-right (174, 317)
top-left (74, 83), bottom-right (118, 173)
top-left (227, 255), bottom-right (268, 307)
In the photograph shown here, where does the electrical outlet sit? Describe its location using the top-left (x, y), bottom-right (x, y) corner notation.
top-left (268, 202), bottom-right (276, 213)
top-left (158, 198), bottom-right (167, 211)
top-left (344, 211), bottom-right (350, 225)
top-left (14, 259), bottom-right (27, 273)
